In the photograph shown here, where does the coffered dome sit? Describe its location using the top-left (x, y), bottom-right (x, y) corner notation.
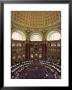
top-left (11, 11), bottom-right (61, 30)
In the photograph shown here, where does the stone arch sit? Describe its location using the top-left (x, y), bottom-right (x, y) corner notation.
top-left (46, 30), bottom-right (61, 41)
top-left (12, 30), bottom-right (26, 41)
top-left (30, 32), bottom-right (42, 41)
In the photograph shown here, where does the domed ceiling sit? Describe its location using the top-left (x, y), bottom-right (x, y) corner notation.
top-left (11, 11), bottom-right (61, 32)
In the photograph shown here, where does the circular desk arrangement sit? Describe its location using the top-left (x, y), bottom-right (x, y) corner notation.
top-left (11, 61), bottom-right (61, 79)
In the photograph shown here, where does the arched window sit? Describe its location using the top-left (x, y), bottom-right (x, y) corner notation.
top-left (47, 31), bottom-right (61, 41)
top-left (30, 33), bottom-right (42, 41)
top-left (12, 30), bottom-right (26, 41)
